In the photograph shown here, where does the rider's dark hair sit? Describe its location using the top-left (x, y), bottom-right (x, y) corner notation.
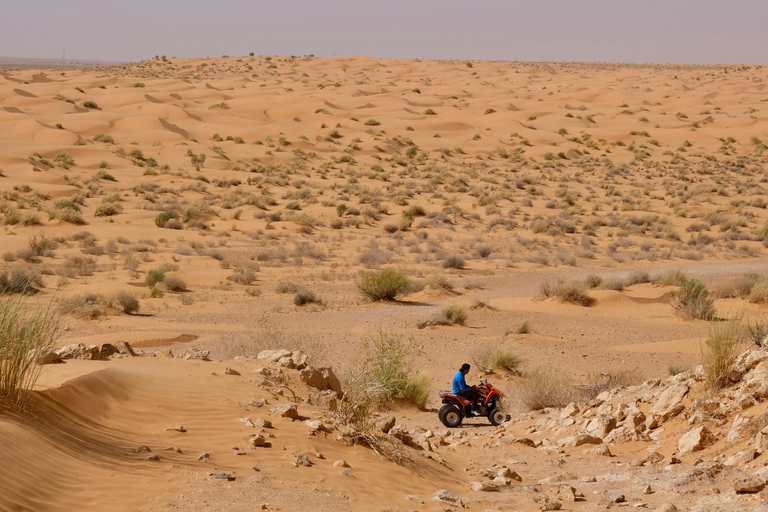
top-left (460, 363), bottom-right (470, 372)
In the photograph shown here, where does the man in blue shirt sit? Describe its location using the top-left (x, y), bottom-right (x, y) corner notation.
top-left (452, 363), bottom-right (478, 413)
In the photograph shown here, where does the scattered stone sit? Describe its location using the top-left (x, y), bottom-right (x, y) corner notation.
top-left (98, 343), bottom-right (118, 359)
top-left (733, 473), bottom-right (766, 493)
top-left (55, 343), bottom-right (100, 360)
top-left (406, 494), bottom-right (424, 503)
top-left (249, 434), bottom-right (267, 448)
top-left (678, 425), bottom-right (714, 454)
top-left (431, 489), bottom-right (464, 508)
top-left (165, 426), bottom-right (187, 433)
top-left (299, 366), bottom-right (342, 395)
top-left (210, 473), bottom-right (235, 481)
top-left (224, 367), bottom-right (240, 376)
top-left (166, 446), bottom-right (182, 453)
top-left (653, 505), bottom-right (677, 512)
top-left (181, 347), bottom-right (210, 361)
top-left (469, 481), bottom-right (499, 492)
top-left (556, 485), bottom-right (576, 502)
top-left (197, 453), bottom-right (210, 460)
top-left (269, 403), bottom-right (298, 419)
top-left (604, 489), bottom-right (625, 503)
top-left (253, 418), bottom-right (273, 429)
top-left (584, 444), bottom-right (612, 457)
top-left (304, 419), bottom-right (331, 433)
top-left (375, 415), bottom-right (396, 434)
top-left (333, 460), bottom-right (350, 468)
top-left (497, 467), bottom-right (522, 481)
top-left (144, 454), bottom-right (160, 461)
top-left (560, 403), bottom-right (579, 419)
top-left (557, 434), bottom-right (602, 448)
top-left (294, 453), bottom-right (312, 467)
top-left (642, 485), bottom-right (653, 495)
top-left (248, 399), bottom-right (264, 408)
top-left (116, 341), bottom-right (137, 356)
top-left (136, 445), bottom-right (151, 453)
top-left (651, 383), bottom-right (689, 423)
top-left (36, 349), bottom-right (63, 364)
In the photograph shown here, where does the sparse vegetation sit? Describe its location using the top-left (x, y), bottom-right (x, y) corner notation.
top-left (357, 268), bottom-right (411, 301)
top-left (671, 279), bottom-right (715, 320)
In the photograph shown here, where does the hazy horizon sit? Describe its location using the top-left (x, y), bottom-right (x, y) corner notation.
top-left (2, 0), bottom-right (767, 65)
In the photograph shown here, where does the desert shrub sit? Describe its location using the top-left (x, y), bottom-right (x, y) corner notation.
top-left (145, 269), bottom-right (165, 288)
top-left (155, 213), bottom-right (170, 227)
top-left (163, 274), bottom-right (187, 292)
top-left (584, 274), bottom-right (602, 288)
top-left (357, 268), bottom-right (411, 301)
top-left (626, 270), bottom-right (652, 286)
top-left (52, 208), bottom-right (86, 225)
top-left (702, 320), bottom-right (741, 391)
top-left (112, 291), bottom-right (140, 314)
top-left (514, 319), bottom-right (531, 334)
top-left (672, 279), bottom-right (715, 320)
top-left (57, 292), bottom-right (102, 319)
top-left (745, 316), bottom-right (768, 347)
top-left (654, 269), bottom-right (688, 287)
top-left (510, 367), bottom-right (580, 412)
top-left (59, 256), bottom-right (96, 278)
top-left (228, 271), bottom-right (255, 285)
top-left (539, 278), bottom-right (595, 306)
top-left (475, 246), bottom-right (492, 258)
top-left (294, 288), bottom-right (321, 306)
top-left (441, 304), bottom-right (468, 325)
top-left (473, 343), bottom-right (521, 372)
top-left (362, 330), bottom-right (428, 407)
top-left (748, 281), bottom-right (768, 304)
top-left (94, 203), bottom-right (122, 216)
top-left (400, 371), bottom-right (431, 409)
top-left (359, 247), bottom-right (392, 268)
top-left (0, 268), bottom-right (43, 295)
top-left (0, 297), bottom-right (60, 408)
top-left (669, 365), bottom-right (689, 376)
top-left (276, 281), bottom-right (300, 294)
top-left (82, 100), bottom-right (99, 109)
top-left (442, 254), bottom-right (465, 269)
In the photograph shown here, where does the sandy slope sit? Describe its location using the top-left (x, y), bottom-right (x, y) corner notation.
top-left (2, 55), bottom-right (768, 510)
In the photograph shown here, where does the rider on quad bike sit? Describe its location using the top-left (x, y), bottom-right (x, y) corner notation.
top-left (440, 363), bottom-right (507, 428)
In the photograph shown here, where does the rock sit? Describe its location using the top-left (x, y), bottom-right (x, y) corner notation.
top-left (741, 361), bottom-right (768, 399)
top-left (56, 343), bottom-right (100, 360)
top-left (557, 434), bottom-right (602, 448)
top-left (224, 367), bottom-right (240, 375)
top-left (304, 419), bottom-right (331, 433)
top-left (650, 383), bottom-right (689, 423)
top-left (144, 454), bottom-right (160, 461)
top-left (269, 403), bottom-right (298, 419)
top-left (431, 489), bottom-right (464, 508)
top-left (584, 444), bottom-right (612, 457)
top-left (278, 350), bottom-right (308, 370)
top-left (557, 485), bottom-right (576, 502)
top-left (210, 473), bottom-right (235, 481)
top-left (99, 343), bottom-right (118, 359)
top-left (197, 453), bottom-right (210, 460)
top-left (35, 349), bottom-right (63, 364)
top-left (248, 399), bottom-right (264, 408)
top-left (642, 485), bottom-right (653, 494)
top-left (406, 494), bottom-right (424, 503)
top-left (586, 415), bottom-right (617, 438)
top-left (299, 367), bottom-right (342, 395)
top-left (249, 434), bottom-right (267, 448)
top-left (678, 425), bottom-right (714, 454)
top-left (733, 473), bottom-right (766, 493)
top-left (493, 476), bottom-right (512, 485)
top-left (136, 445), bottom-right (151, 452)
top-left (294, 453), bottom-right (312, 467)
top-left (257, 349), bottom-right (292, 362)
top-left (724, 448), bottom-right (756, 467)
top-left (116, 341), bottom-right (136, 356)
top-left (375, 415), bottom-right (396, 434)
top-left (469, 481), bottom-right (499, 492)
top-left (645, 414), bottom-right (659, 430)
top-left (333, 460), bottom-right (350, 468)
top-left (497, 467), bottom-right (522, 481)
top-left (181, 347), bottom-right (210, 361)
top-left (604, 489), bottom-right (625, 503)
top-left (653, 505), bottom-right (677, 512)
top-left (560, 403), bottom-right (579, 419)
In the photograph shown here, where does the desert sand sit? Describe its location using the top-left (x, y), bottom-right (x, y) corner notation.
top-left (1, 56), bottom-right (768, 511)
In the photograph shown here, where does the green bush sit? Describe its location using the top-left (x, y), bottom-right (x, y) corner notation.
top-left (357, 268), bottom-right (411, 301)
top-left (155, 213), bottom-right (170, 227)
top-left (672, 279), bottom-right (715, 320)
top-left (145, 269), bottom-right (165, 288)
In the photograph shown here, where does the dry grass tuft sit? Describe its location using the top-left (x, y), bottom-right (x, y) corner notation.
top-left (357, 268), bottom-right (411, 301)
top-left (473, 343), bottom-right (522, 373)
top-left (510, 367), bottom-right (581, 412)
top-left (0, 297), bottom-right (60, 408)
top-left (539, 278), bottom-right (595, 306)
top-left (701, 320), bottom-right (741, 391)
top-left (672, 279), bottom-right (715, 320)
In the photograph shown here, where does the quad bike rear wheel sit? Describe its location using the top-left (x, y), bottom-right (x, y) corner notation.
top-left (439, 404), bottom-right (464, 428)
top-left (488, 407), bottom-right (507, 426)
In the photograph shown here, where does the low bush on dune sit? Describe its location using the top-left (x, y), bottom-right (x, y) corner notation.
top-left (0, 268), bottom-right (43, 295)
top-left (654, 269), bottom-right (688, 287)
top-left (671, 279), bottom-right (715, 320)
top-left (0, 297), bottom-right (60, 408)
top-left (420, 304), bottom-right (469, 328)
top-left (293, 288), bottom-right (321, 306)
top-left (539, 278), bottom-right (595, 307)
top-left (163, 274), bottom-right (187, 292)
top-left (357, 268), bottom-right (411, 301)
top-left (473, 343), bottom-right (522, 373)
top-left (112, 291), bottom-right (140, 314)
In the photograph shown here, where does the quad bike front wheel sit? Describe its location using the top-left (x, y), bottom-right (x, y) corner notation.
top-left (488, 407), bottom-right (507, 426)
top-left (439, 404), bottom-right (464, 428)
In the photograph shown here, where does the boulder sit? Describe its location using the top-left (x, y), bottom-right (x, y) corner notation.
top-left (741, 361), bottom-right (768, 400)
top-left (269, 403), bottom-right (299, 419)
top-left (650, 383), bottom-right (688, 423)
top-left (98, 343), bottom-right (118, 359)
top-left (56, 343), bottom-right (100, 360)
top-left (116, 341), bottom-right (137, 356)
top-left (678, 425), bottom-right (714, 454)
top-left (249, 434), bottom-right (267, 448)
top-left (469, 481), bottom-right (498, 492)
top-left (603, 490), bottom-right (625, 503)
top-left (560, 403), bottom-right (579, 419)
top-left (733, 473), bottom-right (766, 493)
top-left (35, 349), bottom-right (62, 365)
top-left (375, 415), bottom-right (396, 434)
top-left (305, 419), bottom-right (332, 433)
top-left (557, 434), bottom-right (602, 448)
top-left (586, 415), bottom-right (617, 438)
top-left (431, 489), bottom-right (464, 508)
top-left (299, 366), bottom-right (342, 395)
top-left (181, 347), bottom-right (210, 361)
top-left (257, 349), bottom-right (292, 362)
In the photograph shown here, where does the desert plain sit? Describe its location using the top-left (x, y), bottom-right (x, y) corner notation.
top-left (1, 55), bottom-right (768, 511)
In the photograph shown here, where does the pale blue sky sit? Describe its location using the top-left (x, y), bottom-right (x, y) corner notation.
top-left (1, 0), bottom-right (766, 64)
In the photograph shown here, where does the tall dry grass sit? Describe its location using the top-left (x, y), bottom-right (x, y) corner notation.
top-left (701, 319), bottom-right (741, 392)
top-left (0, 297), bottom-right (60, 408)
top-left (510, 367), bottom-right (581, 412)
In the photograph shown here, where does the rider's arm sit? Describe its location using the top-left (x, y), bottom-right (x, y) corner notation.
top-left (459, 372), bottom-right (471, 392)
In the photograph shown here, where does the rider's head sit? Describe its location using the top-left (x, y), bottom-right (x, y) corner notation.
top-left (460, 363), bottom-right (470, 374)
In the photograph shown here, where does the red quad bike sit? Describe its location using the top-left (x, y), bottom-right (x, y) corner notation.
top-left (438, 379), bottom-right (508, 428)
